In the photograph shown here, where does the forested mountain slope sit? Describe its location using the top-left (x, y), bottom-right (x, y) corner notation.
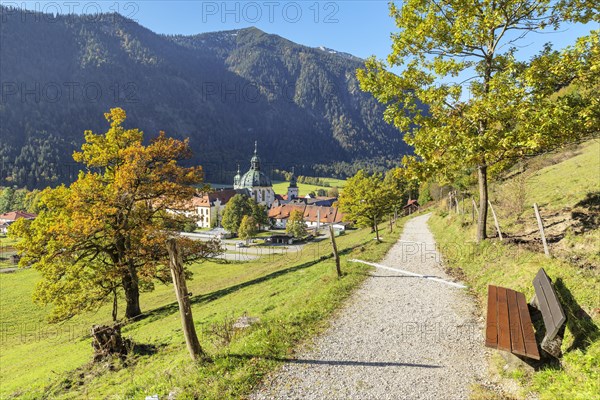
top-left (0, 7), bottom-right (412, 188)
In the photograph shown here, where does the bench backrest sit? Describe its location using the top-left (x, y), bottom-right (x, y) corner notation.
top-left (533, 268), bottom-right (566, 341)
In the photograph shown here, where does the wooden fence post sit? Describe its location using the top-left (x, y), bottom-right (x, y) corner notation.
top-left (533, 203), bottom-right (551, 258)
top-left (329, 225), bottom-right (342, 278)
top-left (471, 198), bottom-right (479, 220)
top-left (488, 201), bottom-right (503, 240)
top-left (166, 238), bottom-right (208, 361)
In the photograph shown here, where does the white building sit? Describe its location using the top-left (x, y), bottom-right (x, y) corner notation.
top-left (189, 189), bottom-right (239, 228)
top-left (233, 142), bottom-right (275, 207)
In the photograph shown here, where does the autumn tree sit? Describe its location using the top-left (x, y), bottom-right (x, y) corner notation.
top-left (286, 209), bottom-right (307, 238)
top-left (238, 215), bottom-right (257, 244)
top-left (338, 170), bottom-right (392, 242)
top-left (10, 108), bottom-right (221, 322)
top-left (250, 201), bottom-right (269, 229)
top-left (384, 168), bottom-right (413, 216)
top-left (222, 194), bottom-right (268, 234)
top-left (357, 1), bottom-right (598, 241)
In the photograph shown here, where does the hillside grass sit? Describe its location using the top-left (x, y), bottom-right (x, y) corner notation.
top-left (429, 139), bottom-right (599, 399)
top-left (524, 140), bottom-right (599, 209)
top-left (0, 235), bottom-right (18, 268)
top-left (0, 219), bottom-right (402, 399)
top-left (272, 177), bottom-right (345, 197)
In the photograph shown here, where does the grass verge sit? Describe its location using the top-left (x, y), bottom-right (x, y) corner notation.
top-left (0, 219), bottom-right (402, 399)
top-left (428, 212), bottom-right (599, 400)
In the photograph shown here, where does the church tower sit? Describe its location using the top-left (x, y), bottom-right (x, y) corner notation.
top-left (233, 164), bottom-right (241, 188)
top-left (233, 141), bottom-right (275, 207)
top-left (287, 168), bottom-right (299, 200)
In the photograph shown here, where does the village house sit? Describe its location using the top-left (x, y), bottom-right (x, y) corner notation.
top-left (0, 211), bottom-right (37, 234)
top-left (403, 199), bottom-right (420, 215)
top-left (177, 141), bottom-right (346, 232)
top-left (268, 203), bottom-right (348, 231)
top-left (188, 189), bottom-right (242, 228)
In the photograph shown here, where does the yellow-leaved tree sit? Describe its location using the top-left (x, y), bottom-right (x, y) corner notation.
top-left (10, 108), bottom-right (221, 322)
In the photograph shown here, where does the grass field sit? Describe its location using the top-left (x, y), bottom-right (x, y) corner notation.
top-left (0, 218), bottom-right (403, 399)
top-left (272, 177), bottom-right (346, 197)
top-left (428, 139), bottom-right (600, 399)
top-left (0, 235), bottom-right (18, 269)
top-left (207, 177), bottom-right (346, 199)
top-left (524, 140), bottom-right (599, 209)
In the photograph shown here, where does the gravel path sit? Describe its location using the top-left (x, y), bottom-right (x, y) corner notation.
top-left (250, 213), bottom-right (488, 400)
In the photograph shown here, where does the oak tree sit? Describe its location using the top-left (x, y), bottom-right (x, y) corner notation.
top-left (238, 215), bottom-right (257, 244)
top-left (286, 209), bottom-right (307, 238)
top-left (222, 194), bottom-right (268, 234)
top-left (357, 1), bottom-right (598, 241)
top-left (10, 108), bottom-right (222, 322)
top-left (338, 170), bottom-right (392, 242)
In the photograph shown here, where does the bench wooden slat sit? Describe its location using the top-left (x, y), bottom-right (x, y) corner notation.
top-left (507, 289), bottom-right (526, 357)
top-left (516, 291), bottom-right (540, 360)
top-left (533, 269), bottom-right (566, 341)
top-left (533, 278), bottom-right (554, 332)
top-left (496, 287), bottom-right (511, 352)
top-left (486, 285), bottom-right (498, 348)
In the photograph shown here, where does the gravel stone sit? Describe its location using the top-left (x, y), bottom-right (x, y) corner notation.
top-left (250, 214), bottom-right (489, 400)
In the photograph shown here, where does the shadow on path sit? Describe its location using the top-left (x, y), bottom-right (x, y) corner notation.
top-left (224, 353), bottom-right (442, 369)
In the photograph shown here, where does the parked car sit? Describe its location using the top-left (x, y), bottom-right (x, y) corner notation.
top-left (236, 242), bottom-right (247, 248)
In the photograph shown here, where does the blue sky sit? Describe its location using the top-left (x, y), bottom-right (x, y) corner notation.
top-left (17, 1), bottom-right (599, 62)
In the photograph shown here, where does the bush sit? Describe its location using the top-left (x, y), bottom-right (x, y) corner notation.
top-left (183, 222), bottom-right (197, 232)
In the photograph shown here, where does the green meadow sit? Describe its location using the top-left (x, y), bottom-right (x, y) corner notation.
top-left (0, 218), bottom-right (403, 399)
top-left (272, 177), bottom-right (346, 197)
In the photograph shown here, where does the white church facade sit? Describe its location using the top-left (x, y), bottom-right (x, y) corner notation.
top-left (233, 142), bottom-right (276, 207)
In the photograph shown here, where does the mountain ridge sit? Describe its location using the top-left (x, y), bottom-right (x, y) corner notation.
top-left (0, 6), bottom-right (413, 189)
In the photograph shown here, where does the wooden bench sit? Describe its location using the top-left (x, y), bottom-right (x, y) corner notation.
top-left (486, 268), bottom-right (566, 360)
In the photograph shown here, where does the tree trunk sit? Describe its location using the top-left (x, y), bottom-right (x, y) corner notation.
top-left (477, 165), bottom-right (489, 242)
top-left (374, 216), bottom-right (380, 242)
top-left (112, 289), bottom-right (118, 322)
top-left (122, 273), bottom-right (142, 320)
top-left (91, 324), bottom-right (129, 362)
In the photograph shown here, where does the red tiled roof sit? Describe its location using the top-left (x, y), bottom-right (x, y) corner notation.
top-left (0, 211), bottom-right (37, 221)
top-left (190, 189), bottom-right (239, 208)
top-left (207, 189), bottom-right (238, 205)
top-left (403, 199), bottom-right (419, 209)
top-left (190, 196), bottom-right (210, 207)
top-left (269, 204), bottom-right (346, 224)
top-left (268, 204), bottom-right (306, 219)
